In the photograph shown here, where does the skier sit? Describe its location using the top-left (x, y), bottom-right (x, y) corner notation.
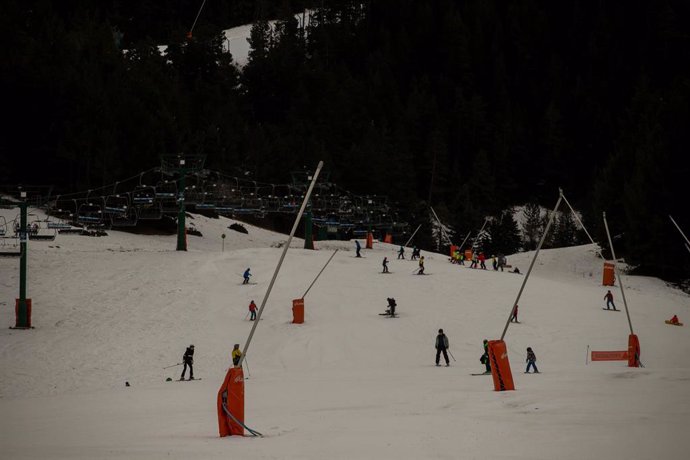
top-left (355, 239), bottom-right (362, 258)
top-left (384, 297), bottom-right (397, 316)
top-left (435, 329), bottom-right (450, 366)
top-left (470, 252), bottom-right (478, 269)
top-left (411, 246), bottom-right (419, 261)
top-left (180, 344), bottom-right (194, 380)
top-left (417, 255), bottom-right (425, 274)
top-left (511, 266), bottom-right (521, 274)
top-left (479, 252), bottom-right (487, 270)
top-left (492, 256), bottom-right (498, 271)
top-left (243, 268), bottom-right (252, 285)
top-left (669, 314), bottom-right (680, 325)
top-left (382, 256), bottom-right (389, 273)
top-left (248, 300), bottom-right (257, 321)
top-left (453, 249), bottom-right (461, 264)
top-left (604, 290), bottom-right (617, 310)
top-left (525, 347), bottom-right (539, 373)
top-left (510, 304), bottom-right (519, 323)
top-left (480, 339), bottom-right (491, 373)
top-left (397, 246), bottom-right (405, 260)
top-left (497, 254), bottom-right (506, 272)
top-left (231, 344), bottom-right (242, 367)
top-left (458, 251), bottom-right (465, 265)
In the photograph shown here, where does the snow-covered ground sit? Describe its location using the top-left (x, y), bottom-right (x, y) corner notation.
top-left (1, 206), bottom-right (689, 459)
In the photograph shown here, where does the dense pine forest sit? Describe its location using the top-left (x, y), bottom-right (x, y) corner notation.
top-left (1, 1), bottom-right (689, 281)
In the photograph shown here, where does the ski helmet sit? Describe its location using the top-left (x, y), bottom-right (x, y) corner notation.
top-left (438, 329), bottom-right (443, 333)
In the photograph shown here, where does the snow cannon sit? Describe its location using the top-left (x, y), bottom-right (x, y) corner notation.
top-left (217, 367), bottom-right (245, 436)
top-left (487, 340), bottom-right (515, 391)
top-left (366, 232), bottom-right (374, 249)
top-left (292, 298), bottom-right (305, 324)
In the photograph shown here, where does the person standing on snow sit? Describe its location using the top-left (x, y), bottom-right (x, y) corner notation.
top-left (385, 297), bottom-right (397, 316)
top-left (525, 347), bottom-right (539, 373)
top-left (355, 239), bottom-right (362, 257)
top-left (604, 290), bottom-right (617, 310)
top-left (397, 246), bottom-right (405, 259)
top-left (411, 246), bottom-right (419, 261)
top-left (510, 304), bottom-right (519, 323)
top-left (480, 339), bottom-right (491, 373)
top-left (382, 257), bottom-right (389, 273)
top-left (435, 329), bottom-right (450, 366)
top-left (232, 344), bottom-right (242, 367)
top-left (243, 268), bottom-right (252, 285)
top-left (479, 252), bottom-right (487, 270)
top-left (417, 255), bottom-right (425, 274)
top-left (248, 300), bottom-right (257, 321)
top-left (180, 345), bottom-right (195, 380)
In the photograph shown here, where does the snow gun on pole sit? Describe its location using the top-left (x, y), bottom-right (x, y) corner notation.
top-left (603, 212), bottom-right (641, 368)
top-left (403, 224), bottom-right (422, 248)
top-left (302, 249), bottom-right (338, 299)
top-left (239, 161), bottom-right (324, 368)
top-left (669, 215), bottom-right (690, 255)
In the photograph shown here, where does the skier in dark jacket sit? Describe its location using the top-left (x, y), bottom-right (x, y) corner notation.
top-left (480, 339), bottom-right (491, 373)
top-left (355, 240), bottom-right (362, 257)
top-left (435, 329), bottom-right (450, 366)
top-left (181, 345), bottom-right (195, 380)
top-left (385, 297), bottom-right (397, 316)
top-left (604, 290), bottom-right (617, 310)
top-left (397, 246), bottom-right (405, 259)
top-left (382, 257), bottom-right (389, 273)
top-left (243, 268), bottom-right (251, 284)
top-left (411, 246), bottom-right (419, 261)
top-left (525, 347), bottom-right (539, 373)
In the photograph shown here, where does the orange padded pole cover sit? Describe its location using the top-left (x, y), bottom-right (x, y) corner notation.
top-left (217, 367), bottom-right (245, 437)
top-left (488, 340), bottom-right (515, 391)
top-left (602, 262), bottom-right (615, 286)
top-left (628, 334), bottom-right (640, 367)
top-left (292, 298), bottom-right (305, 324)
top-left (450, 245), bottom-right (458, 257)
top-left (366, 232), bottom-right (374, 249)
top-left (384, 234), bottom-right (393, 244)
top-left (464, 249), bottom-right (473, 262)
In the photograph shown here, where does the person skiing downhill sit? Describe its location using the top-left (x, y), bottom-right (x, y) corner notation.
top-left (181, 345), bottom-right (195, 380)
top-left (384, 297), bottom-right (397, 316)
top-left (525, 347), bottom-right (539, 373)
top-left (355, 239), bottom-right (362, 257)
top-left (435, 329), bottom-right (450, 366)
top-left (382, 257), bottom-right (389, 273)
top-left (398, 246), bottom-right (405, 260)
top-left (232, 344), bottom-right (242, 367)
top-left (510, 304), bottom-right (519, 323)
top-left (243, 268), bottom-right (252, 285)
top-left (604, 290), bottom-right (617, 310)
top-left (411, 246), bottom-right (419, 261)
top-left (248, 300), bottom-right (257, 321)
top-left (417, 256), bottom-right (425, 274)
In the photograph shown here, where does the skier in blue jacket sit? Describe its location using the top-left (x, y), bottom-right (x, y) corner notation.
top-left (243, 268), bottom-right (251, 284)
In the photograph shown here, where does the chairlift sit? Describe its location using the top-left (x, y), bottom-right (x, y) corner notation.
top-left (111, 206), bottom-right (138, 227)
top-left (132, 185), bottom-right (155, 205)
top-left (77, 201), bottom-right (105, 225)
top-left (104, 194), bottom-right (129, 215)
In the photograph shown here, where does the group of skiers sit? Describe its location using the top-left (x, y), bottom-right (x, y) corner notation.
top-left (450, 249), bottom-right (509, 272)
top-left (435, 332), bottom-right (538, 373)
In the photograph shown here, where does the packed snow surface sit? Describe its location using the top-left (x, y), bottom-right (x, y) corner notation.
top-left (1, 207), bottom-right (689, 459)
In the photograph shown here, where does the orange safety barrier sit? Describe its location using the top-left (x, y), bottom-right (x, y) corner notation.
top-left (14, 298), bottom-right (32, 328)
top-left (384, 234), bottom-right (393, 244)
top-left (292, 298), bottom-right (305, 324)
top-left (366, 232), bottom-right (374, 249)
top-left (628, 334), bottom-right (640, 367)
top-left (602, 262), bottom-right (615, 286)
top-left (217, 366), bottom-right (245, 437)
top-left (450, 245), bottom-right (458, 257)
top-left (590, 350), bottom-right (628, 361)
top-left (488, 340), bottom-right (515, 391)
top-left (464, 249), bottom-right (473, 261)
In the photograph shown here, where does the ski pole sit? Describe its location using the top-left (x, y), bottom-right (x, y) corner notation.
top-left (448, 350), bottom-right (457, 362)
top-left (163, 362), bottom-right (182, 369)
